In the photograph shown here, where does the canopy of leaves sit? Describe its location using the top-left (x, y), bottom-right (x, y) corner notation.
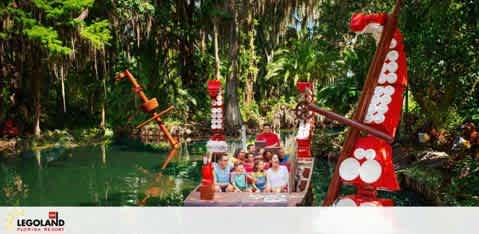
top-left (0, 0), bottom-right (477, 139)
top-left (79, 20), bottom-right (112, 49)
top-left (23, 25), bottom-right (73, 55)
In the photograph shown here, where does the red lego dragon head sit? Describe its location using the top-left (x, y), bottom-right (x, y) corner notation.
top-left (350, 13), bottom-right (387, 43)
top-left (350, 13), bottom-right (386, 32)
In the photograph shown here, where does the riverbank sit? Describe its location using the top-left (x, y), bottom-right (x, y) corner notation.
top-left (0, 139), bottom-right (17, 155)
top-left (0, 128), bottom-right (113, 158)
top-left (398, 162), bottom-right (479, 206)
top-left (0, 119), bottom-right (203, 158)
top-left (310, 127), bottom-right (479, 206)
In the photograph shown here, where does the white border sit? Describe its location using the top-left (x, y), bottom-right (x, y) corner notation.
top-left (1, 207), bottom-right (478, 234)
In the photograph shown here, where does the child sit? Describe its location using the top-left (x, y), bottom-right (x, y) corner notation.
top-left (251, 160), bottom-right (267, 192)
top-left (230, 163), bottom-right (252, 192)
top-left (243, 153), bottom-right (255, 173)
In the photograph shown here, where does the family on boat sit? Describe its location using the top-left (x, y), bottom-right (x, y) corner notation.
top-left (211, 124), bottom-right (290, 193)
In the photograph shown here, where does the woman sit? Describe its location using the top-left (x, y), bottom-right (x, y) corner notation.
top-left (265, 155), bottom-right (289, 193)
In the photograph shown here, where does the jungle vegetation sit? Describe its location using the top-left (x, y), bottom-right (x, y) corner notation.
top-left (0, 0), bottom-right (479, 148)
top-left (1, 0), bottom-right (479, 206)
top-left (0, 0), bottom-right (478, 141)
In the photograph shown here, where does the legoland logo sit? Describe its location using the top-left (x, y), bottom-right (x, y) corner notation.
top-left (7, 211), bottom-right (65, 232)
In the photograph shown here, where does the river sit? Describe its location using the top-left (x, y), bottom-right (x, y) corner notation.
top-left (0, 134), bottom-right (427, 206)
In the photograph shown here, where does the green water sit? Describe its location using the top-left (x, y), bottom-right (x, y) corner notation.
top-left (0, 138), bottom-right (427, 206)
top-left (0, 143), bottom-right (202, 206)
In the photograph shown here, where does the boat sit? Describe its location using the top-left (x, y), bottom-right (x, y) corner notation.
top-left (184, 81), bottom-right (317, 207)
top-left (184, 158), bottom-right (315, 207)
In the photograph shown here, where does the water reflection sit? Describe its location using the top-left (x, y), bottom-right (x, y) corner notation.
top-left (34, 149), bottom-right (41, 168)
top-left (178, 141), bottom-right (190, 161)
top-left (160, 149), bottom-right (179, 170)
top-left (136, 169), bottom-right (176, 206)
top-left (0, 142), bottom-right (198, 206)
top-left (101, 144), bottom-right (106, 164)
top-left (0, 133), bottom-right (427, 206)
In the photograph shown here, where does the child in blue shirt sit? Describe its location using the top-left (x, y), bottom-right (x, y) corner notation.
top-left (230, 163), bottom-right (253, 192)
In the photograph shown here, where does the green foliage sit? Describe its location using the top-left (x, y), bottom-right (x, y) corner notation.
top-left (264, 96), bottom-right (297, 124)
top-left (1, 0), bottom-right (479, 207)
top-left (317, 77), bottom-right (360, 114)
top-left (23, 25), bottom-right (72, 55)
top-left (115, 0), bottom-right (155, 16)
top-left (114, 137), bottom-right (171, 153)
top-left (400, 166), bottom-right (443, 190)
top-left (140, 190), bottom-right (184, 206)
top-left (313, 128), bottom-right (344, 156)
top-left (446, 158), bottom-right (479, 205)
top-left (2, 6), bottom-right (36, 28)
top-left (33, 0), bottom-right (95, 18)
top-left (399, 158), bottom-right (479, 206)
top-left (264, 39), bottom-right (327, 96)
top-left (409, 106), bottom-right (464, 134)
top-left (403, 0), bottom-right (479, 129)
top-left (0, 165), bottom-right (29, 206)
top-left (79, 20), bottom-right (112, 49)
top-left (15, 128), bottom-right (112, 152)
top-left (1, 0), bottom-right (478, 157)
top-left (240, 101), bottom-right (261, 125)
top-left (163, 160), bottom-right (201, 182)
top-left (71, 127), bottom-right (112, 140)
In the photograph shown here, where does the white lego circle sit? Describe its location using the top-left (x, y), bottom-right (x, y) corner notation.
top-left (359, 159), bottom-right (382, 184)
top-left (339, 158), bottom-right (360, 181)
top-left (335, 198), bottom-right (357, 207)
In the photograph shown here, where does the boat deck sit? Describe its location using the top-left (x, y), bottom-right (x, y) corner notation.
top-left (184, 191), bottom-right (307, 206)
top-left (184, 158), bottom-right (315, 206)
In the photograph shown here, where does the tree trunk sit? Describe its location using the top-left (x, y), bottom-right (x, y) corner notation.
top-left (224, 0), bottom-right (242, 134)
top-left (33, 68), bottom-right (42, 137)
top-left (225, 70), bottom-right (242, 133)
top-left (60, 64), bottom-right (66, 113)
top-left (245, 6), bottom-right (256, 104)
top-left (96, 52), bottom-right (106, 130)
top-left (245, 76), bottom-right (254, 104)
top-left (100, 94), bottom-right (106, 129)
top-left (213, 20), bottom-right (221, 80)
top-left (177, 0), bottom-right (195, 88)
top-left (200, 29), bottom-right (206, 55)
top-left (100, 74), bottom-right (106, 130)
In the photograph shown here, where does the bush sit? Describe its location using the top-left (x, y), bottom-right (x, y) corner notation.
top-left (240, 101), bottom-right (261, 128)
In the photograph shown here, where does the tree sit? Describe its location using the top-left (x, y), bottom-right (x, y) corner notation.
top-left (0, 0), bottom-right (111, 136)
top-left (403, 0), bottom-right (479, 129)
top-left (224, 0), bottom-right (243, 133)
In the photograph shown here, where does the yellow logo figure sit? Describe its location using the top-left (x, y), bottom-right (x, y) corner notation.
top-left (4, 208), bottom-right (25, 230)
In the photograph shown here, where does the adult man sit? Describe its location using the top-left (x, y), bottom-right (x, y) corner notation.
top-left (247, 144), bottom-right (256, 155)
top-left (256, 123), bottom-right (280, 148)
top-left (213, 155), bottom-right (234, 192)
